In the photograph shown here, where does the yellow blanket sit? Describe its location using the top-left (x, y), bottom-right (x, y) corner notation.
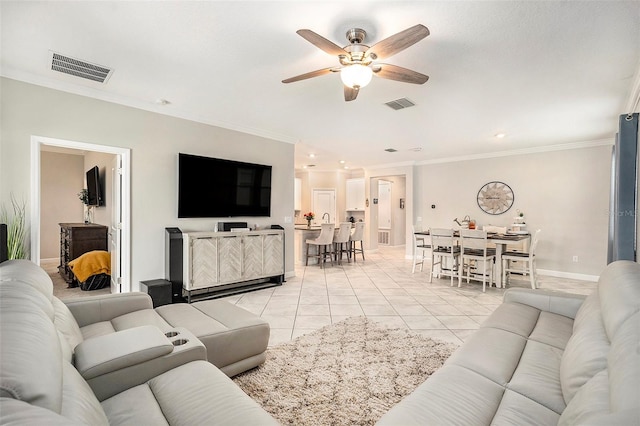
top-left (68, 250), bottom-right (111, 283)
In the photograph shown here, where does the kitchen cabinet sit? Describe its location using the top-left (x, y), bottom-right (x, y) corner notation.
top-left (346, 178), bottom-right (365, 211)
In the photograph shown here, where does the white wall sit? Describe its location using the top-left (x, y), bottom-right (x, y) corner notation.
top-left (0, 77), bottom-right (296, 290)
top-left (40, 151), bottom-right (84, 259)
top-left (413, 145), bottom-right (612, 277)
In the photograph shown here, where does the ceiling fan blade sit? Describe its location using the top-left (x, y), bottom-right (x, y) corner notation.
top-left (373, 64), bottom-right (429, 84)
top-left (296, 29), bottom-right (347, 57)
top-left (344, 85), bottom-right (359, 102)
top-left (366, 24), bottom-right (429, 60)
top-left (282, 67), bottom-right (336, 83)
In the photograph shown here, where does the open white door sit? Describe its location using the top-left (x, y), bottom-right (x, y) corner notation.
top-left (110, 155), bottom-right (122, 293)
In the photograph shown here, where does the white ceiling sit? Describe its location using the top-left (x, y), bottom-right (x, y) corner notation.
top-left (2, 1), bottom-right (639, 171)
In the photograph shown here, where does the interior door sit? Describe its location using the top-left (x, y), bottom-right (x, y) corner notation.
top-left (312, 189), bottom-right (336, 225)
top-left (110, 155), bottom-right (122, 293)
top-left (378, 181), bottom-right (392, 230)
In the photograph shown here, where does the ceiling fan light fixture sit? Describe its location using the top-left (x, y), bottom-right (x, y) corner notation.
top-left (340, 64), bottom-right (373, 89)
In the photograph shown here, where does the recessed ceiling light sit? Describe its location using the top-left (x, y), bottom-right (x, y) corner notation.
top-left (344, 166), bottom-right (349, 169)
top-left (302, 165), bottom-right (308, 169)
top-left (309, 154), bottom-right (316, 158)
top-left (339, 160), bottom-right (345, 164)
top-left (495, 133), bottom-right (506, 139)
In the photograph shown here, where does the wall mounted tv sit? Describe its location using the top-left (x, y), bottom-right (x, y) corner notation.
top-left (86, 166), bottom-right (104, 206)
top-left (178, 153), bottom-right (272, 218)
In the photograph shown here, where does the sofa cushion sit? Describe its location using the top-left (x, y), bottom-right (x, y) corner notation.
top-left (101, 360), bottom-right (278, 425)
top-left (0, 259), bottom-right (54, 301)
top-left (598, 260), bottom-right (640, 338)
top-left (0, 297), bottom-right (62, 413)
top-left (559, 291), bottom-right (608, 403)
top-left (156, 300), bottom-right (270, 374)
top-left (52, 296), bottom-right (85, 352)
top-left (60, 362), bottom-right (109, 425)
top-left (0, 398), bottom-right (85, 425)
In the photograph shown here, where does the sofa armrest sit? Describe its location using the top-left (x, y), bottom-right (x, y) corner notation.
top-left (74, 326), bottom-right (173, 379)
top-left (63, 292), bottom-right (153, 327)
top-left (74, 326), bottom-right (206, 401)
top-left (503, 288), bottom-right (587, 319)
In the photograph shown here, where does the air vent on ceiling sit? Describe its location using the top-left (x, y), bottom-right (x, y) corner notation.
top-left (384, 148), bottom-right (398, 153)
top-left (385, 98), bottom-right (415, 110)
top-left (50, 52), bottom-right (113, 83)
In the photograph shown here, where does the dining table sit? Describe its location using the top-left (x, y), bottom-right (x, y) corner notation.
top-left (415, 230), bottom-right (530, 288)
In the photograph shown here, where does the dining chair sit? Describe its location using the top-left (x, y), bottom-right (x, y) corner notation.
top-left (502, 229), bottom-right (541, 289)
top-left (459, 229), bottom-right (496, 292)
top-left (428, 228), bottom-right (460, 286)
top-left (305, 223), bottom-right (335, 268)
top-left (412, 225), bottom-right (431, 273)
top-left (349, 222), bottom-right (366, 262)
top-left (333, 222), bottom-right (352, 265)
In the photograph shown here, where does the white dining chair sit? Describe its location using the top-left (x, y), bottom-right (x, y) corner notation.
top-left (459, 229), bottom-right (496, 292)
top-left (305, 223), bottom-right (335, 268)
top-left (502, 229), bottom-right (541, 289)
top-left (333, 222), bottom-right (352, 265)
top-left (428, 228), bottom-right (460, 286)
top-left (412, 225), bottom-right (430, 273)
top-left (349, 222), bottom-right (365, 262)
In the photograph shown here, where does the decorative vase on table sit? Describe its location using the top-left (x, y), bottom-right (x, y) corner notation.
top-left (84, 206), bottom-right (93, 224)
top-left (306, 219), bottom-right (312, 228)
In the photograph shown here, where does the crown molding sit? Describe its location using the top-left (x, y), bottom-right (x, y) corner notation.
top-left (415, 139), bottom-right (614, 166)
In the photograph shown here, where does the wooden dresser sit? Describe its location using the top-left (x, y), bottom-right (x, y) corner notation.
top-left (58, 223), bottom-right (108, 285)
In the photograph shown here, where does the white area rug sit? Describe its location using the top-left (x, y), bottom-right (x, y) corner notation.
top-left (233, 316), bottom-right (456, 425)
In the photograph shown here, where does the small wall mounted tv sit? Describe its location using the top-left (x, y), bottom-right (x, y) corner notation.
top-left (86, 166), bottom-right (104, 206)
top-left (178, 153), bottom-right (272, 218)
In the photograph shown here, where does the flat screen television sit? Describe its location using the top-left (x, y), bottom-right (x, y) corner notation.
top-left (86, 166), bottom-right (104, 206)
top-left (178, 153), bottom-right (272, 218)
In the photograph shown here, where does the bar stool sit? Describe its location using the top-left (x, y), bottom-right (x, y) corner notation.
top-left (412, 225), bottom-right (431, 273)
top-left (349, 222), bottom-right (365, 262)
top-left (333, 222), bottom-right (352, 264)
top-left (459, 229), bottom-right (496, 292)
top-left (305, 223), bottom-right (335, 268)
top-left (428, 228), bottom-right (460, 286)
top-left (502, 229), bottom-right (541, 289)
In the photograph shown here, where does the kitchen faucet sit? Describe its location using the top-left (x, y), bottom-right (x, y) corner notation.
top-left (322, 212), bottom-right (330, 223)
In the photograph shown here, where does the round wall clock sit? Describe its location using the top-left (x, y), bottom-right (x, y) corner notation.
top-left (477, 181), bottom-right (514, 215)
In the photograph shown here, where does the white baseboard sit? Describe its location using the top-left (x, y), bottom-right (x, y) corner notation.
top-left (39, 257), bottom-right (59, 264)
top-left (537, 269), bottom-right (599, 282)
top-left (285, 270), bottom-right (296, 279)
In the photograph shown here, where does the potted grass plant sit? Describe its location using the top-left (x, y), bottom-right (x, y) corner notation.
top-left (1, 194), bottom-right (28, 259)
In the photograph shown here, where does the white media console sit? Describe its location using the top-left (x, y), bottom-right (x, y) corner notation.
top-left (173, 229), bottom-right (284, 303)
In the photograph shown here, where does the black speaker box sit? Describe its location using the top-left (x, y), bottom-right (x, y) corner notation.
top-left (140, 279), bottom-right (172, 308)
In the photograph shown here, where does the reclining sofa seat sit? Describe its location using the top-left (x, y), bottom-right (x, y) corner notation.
top-left (0, 259), bottom-right (277, 425)
top-left (377, 260), bottom-right (640, 425)
top-left (30, 260), bottom-right (270, 377)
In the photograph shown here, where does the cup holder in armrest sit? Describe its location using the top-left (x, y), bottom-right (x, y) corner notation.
top-left (172, 339), bottom-right (189, 346)
top-left (165, 331), bottom-right (179, 338)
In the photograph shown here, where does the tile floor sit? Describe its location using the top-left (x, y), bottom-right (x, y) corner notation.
top-left (218, 245), bottom-right (597, 347)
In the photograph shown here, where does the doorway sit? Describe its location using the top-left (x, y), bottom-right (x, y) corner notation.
top-left (30, 136), bottom-right (131, 293)
top-left (312, 189), bottom-right (336, 225)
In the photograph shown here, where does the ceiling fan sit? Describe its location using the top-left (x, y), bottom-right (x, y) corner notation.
top-left (282, 24), bottom-right (430, 102)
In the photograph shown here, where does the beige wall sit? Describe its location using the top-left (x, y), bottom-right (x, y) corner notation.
top-left (413, 145), bottom-right (612, 277)
top-left (84, 151), bottom-right (116, 227)
top-left (1, 77), bottom-right (295, 290)
top-left (40, 151), bottom-right (84, 259)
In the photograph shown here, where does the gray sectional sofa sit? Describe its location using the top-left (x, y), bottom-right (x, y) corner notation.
top-left (0, 259), bottom-right (277, 425)
top-left (378, 260), bottom-right (640, 425)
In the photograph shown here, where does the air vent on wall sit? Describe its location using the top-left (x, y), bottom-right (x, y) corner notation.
top-left (384, 148), bottom-right (398, 153)
top-left (385, 98), bottom-right (415, 110)
top-left (50, 52), bottom-right (113, 83)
